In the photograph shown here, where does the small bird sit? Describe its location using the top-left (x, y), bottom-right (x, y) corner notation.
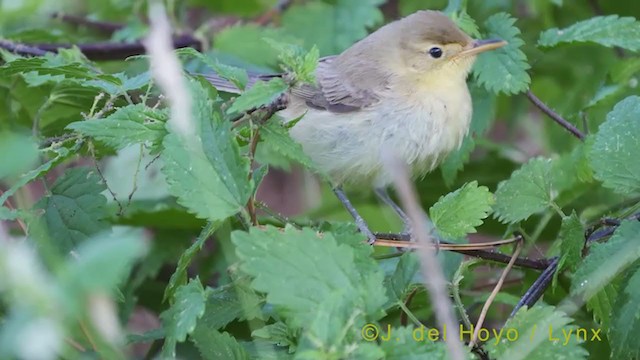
top-left (206, 10), bottom-right (506, 243)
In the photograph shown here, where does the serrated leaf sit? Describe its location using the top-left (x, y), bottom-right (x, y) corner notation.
top-left (494, 158), bottom-right (554, 223)
top-left (61, 231), bottom-right (147, 299)
top-left (282, 0), bottom-right (384, 55)
top-left (384, 252), bottom-right (420, 304)
top-left (162, 79), bottom-right (253, 221)
top-left (227, 78), bottom-right (287, 114)
top-left (380, 327), bottom-right (451, 359)
top-left (588, 96), bottom-right (640, 195)
top-left (486, 305), bottom-right (588, 360)
top-left (0, 132), bottom-right (39, 180)
top-left (556, 212), bottom-right (584, 274)
top-left (196, 280), bottom-right (264, 331)
top-left (450, 9), bottom-right (481, 38)
top-left (177, 47), bottom-right (249, 90)
top-left (232, 225), bottom-right (387, 329)
top-left (264, 40), bottom-right (319, 84)
top-left (67, 104), bottom-right (167, 151)
top-left (429, 181), bottom-right (495, 239)
top-left (610, 269), bottom-right (640, 358)
top-left (539, 15), bottom-right (640, 51)
top-left (161, 279), bottom-right (208, 357)
top-left (191, 328), bottom-right (249, 360)
top-left (571, 221), bottom-right (640, 300)
top-left (587, 283), bottom-right (618, 332)
top-left (473, 13), bottom-right (531, 95)
top-left (33, 167), bottom-right (110, 253)
top-left (259, 117), bottom-right (316, 170)
top-left (252, 322), bottom-right (297, 351)
top-left (164, 222), bottom-right (219, 301)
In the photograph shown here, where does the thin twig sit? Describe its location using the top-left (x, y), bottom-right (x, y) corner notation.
top-left (469, 237), bottom-right (523, 347)
top-left (383, 152), bottom-right (466, 360)
top-left (525, 90), bottom-right (585, 141)
top-left (254, 0), bottom-right (293, 25)
top-left (52, 12), bottom-right (124, 34)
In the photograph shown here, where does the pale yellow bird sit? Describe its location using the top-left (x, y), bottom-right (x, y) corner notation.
top-left (205, 10), bottom-right (506, 243)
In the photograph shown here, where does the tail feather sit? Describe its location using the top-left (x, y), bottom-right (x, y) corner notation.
top-left (197, 72), bottom-right (282, 94)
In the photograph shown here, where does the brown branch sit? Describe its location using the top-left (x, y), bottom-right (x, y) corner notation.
top-left (254, 0), bottom-right (294, 25)
top-left (526, 90), bottom-right (586, 141)
top-left (0, 35), bottom-right (201, 61)
top-left (52, 12), bottom-right (124, 34)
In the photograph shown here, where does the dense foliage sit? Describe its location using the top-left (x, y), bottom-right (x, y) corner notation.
top-left (1, 0), bottom-right (640, 359)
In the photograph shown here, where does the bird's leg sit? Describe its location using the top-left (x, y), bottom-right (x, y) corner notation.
top-left (374, 187), bottom-right (412, 235)
top-left (333, 187), bottom-right (377, 245)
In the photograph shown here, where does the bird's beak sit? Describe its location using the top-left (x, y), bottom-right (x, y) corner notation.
top-left (457, 39), bottom-right (508, 57)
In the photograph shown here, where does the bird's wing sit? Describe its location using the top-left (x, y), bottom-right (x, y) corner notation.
top-left (290, 56), bottom-right (381, 113)
top-left (199, 56), bottom-right (383, 113)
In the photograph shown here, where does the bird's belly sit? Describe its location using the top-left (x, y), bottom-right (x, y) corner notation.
top-left (280, 96), bottom-right (471, 187)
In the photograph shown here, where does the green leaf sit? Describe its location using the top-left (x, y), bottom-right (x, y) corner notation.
top-left (429, 181), bottom-right (495, 239)
top-left (486, 304), bottom-right (588, 360)
top-left (213, 25), bottom-right (282, 68)
top-left (164, 222), bottom-right (219, 301)
top-left (161, 279), bottom-right (208, 357)
top-left (450, 9), bottom-right (481, 38)
top-left (162, 79), bottom-right (253, 221)
top-left (380, 327), bottom-right (451, 359)
top-left (385, 252), bottom-right (420, 304)
top-left (33, 167), bottom-right (110, 253)
top-left (281, 0), bottom-right (385, 55)
top-left (494, 158), bottom-right (554, 223)
top-left (177, 47), bottom-right (249, 90)
top-left (610, 269), bottom-right (640, 358)
top-left (265, 40), bottom-right (319, 84)
top-left (61, 230), bottom-right (147, 299)
top-left (191, 328), bottom-right (249, 360)
top-left (555, 212), bottom-right (584, 276)
top-left (587, 283), bottom-right (618, 332)
top-left (0, 132), bottom-right (39, 180)
top-left (232, 225), bottom-right (387, 329)
top-left (67, 104), bottom-right (167, 151)
top-left (473, 13), bottom-right (531, 95)
top-left (571, 221), bottom-right (640, 300)
top-left (259, 117), bottom-right (316, 171)
top-left (196, 281), bottom-right (264, 331)
top-left (252, 322), bottom-right (298, 351)
top-left (588, 96), bottom-right (640, 195)
top-left (538, 15), bottom-right (640, 51)
top-left (227, 78), bottom-right (288, 114)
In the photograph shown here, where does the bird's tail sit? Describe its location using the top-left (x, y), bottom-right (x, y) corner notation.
top-left (196, 72), bottom-right (281, 94)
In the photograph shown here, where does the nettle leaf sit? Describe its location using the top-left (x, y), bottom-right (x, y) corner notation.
top-left (0, 132), bottom-right (39, 180)
top-left (380, 327), bottom-right (450, 359)
top-left (191, 328), bottom-right (249, 360)
top-left (429, 181), bottom-right (495, 239)
top-left (571, 221), bottom-right (640, 300)
top-left (164, 222), bottom-right (219, 301)
top-left (473, 13), bottom-right (531, 95)
top-left (588, 96), bottom-right (640, 195)
top-left (227, 78), bottom-right (288, 114)
top-left (587, 283), bottom-right (618, 333)
top-left (265, 40), bottom-right (319, 84)
top-left (487, 305), bottom-right (588, 360)
top-left (555, 212), bottom-right (584, 277)
top-left (162, 79), bottom-right (253, 221)
top-left (61, 231), bottom-right (147, 300)
top-left (450, 9), bottom-right (481, 38)
top-left (494, 158), bottom-right (554, 223)
top-left (259, 117), bottom-right (316, 171)
top-left (539, 15), bottom-right (640, 51)
top-left (33, 167), bottom-right (110, 253)
top-left (384, 252), bottom-right (420, 304)
top-left (282, 0), bottom-right (385, 55)
top-left (610, 269), bottom-right (640, 358)
top-left (232, 225), bottom-right (387, 329)
top-left (177, 47), bottom-right (249, 90)
top-left (67, 104), bottom-right (167, 151)
top-left (252, 322), bottom-right (298, 351)
top-left (161, 279), bottom-right (208, 357)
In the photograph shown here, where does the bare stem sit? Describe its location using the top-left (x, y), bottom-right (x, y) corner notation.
top-left (525, 90), bottom-right (585, 141)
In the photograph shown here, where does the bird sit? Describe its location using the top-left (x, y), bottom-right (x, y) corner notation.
top-left (204, 10), bottom-right (506, 244)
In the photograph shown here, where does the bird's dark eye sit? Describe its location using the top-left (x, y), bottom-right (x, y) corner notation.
top-left (428, 47), bottom-right (443, 58)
